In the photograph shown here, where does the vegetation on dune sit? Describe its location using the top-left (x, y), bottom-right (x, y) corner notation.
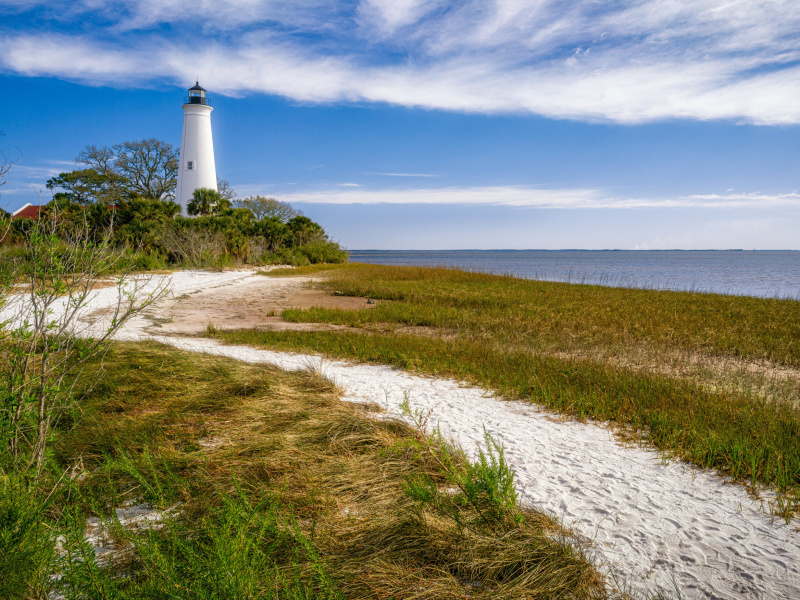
top-left (212, 263), bottom-right (800, 518)
top-left (1, 342), bottom-right (616, 599)
top-left (1, 138), bottom-right (348, 270)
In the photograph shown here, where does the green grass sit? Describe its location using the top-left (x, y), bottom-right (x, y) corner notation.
top-left (271, 263), bottom-right (800, 367)
top-left (2, 341), bottom-right (616, 599)
top-left (212, 263), bottom-right (800, 515)
top-left (260, 263), bottom-right (353, 277)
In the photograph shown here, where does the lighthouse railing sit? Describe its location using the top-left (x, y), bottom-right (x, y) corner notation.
top-left (184, 95), bottom-right (209, 105)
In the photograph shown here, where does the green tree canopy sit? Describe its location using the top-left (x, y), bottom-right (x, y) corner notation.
top-left (46, 168), bottom-right (112, 205)
top-left (115, 196), bottom-right (181, 249)
top-left (287, 215), bottom-right (324, 246)
top-left (47, 139), bottom-right (179, 205)
top-left (187, 188), bottom-right (231, 217)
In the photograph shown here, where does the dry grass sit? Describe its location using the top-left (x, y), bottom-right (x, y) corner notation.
top-left (40, 341), bottom-right (617, 599)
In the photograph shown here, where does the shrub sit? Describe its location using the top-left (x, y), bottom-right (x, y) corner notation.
top-left (113, 196), bottom-right (181, 250)
top-left (260, 247), bottom-right (312, 267)
top-left (158, 223), bottom-right (228, 267)
top-left (127, 249), bottom-right (169, 271)
top-left (0, 478), bottom-right (56, 599)
top-left (296, 240), bottom-right (349, 264)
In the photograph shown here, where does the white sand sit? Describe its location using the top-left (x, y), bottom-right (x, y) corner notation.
top-left (8, 270), bottom-right (800, 599)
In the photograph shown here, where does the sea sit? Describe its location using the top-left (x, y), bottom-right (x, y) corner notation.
top-left (347, 250), bottom-right (800, 299)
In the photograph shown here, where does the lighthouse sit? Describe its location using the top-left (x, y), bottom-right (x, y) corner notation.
top-left (175, 82), bottom-right (217, 215)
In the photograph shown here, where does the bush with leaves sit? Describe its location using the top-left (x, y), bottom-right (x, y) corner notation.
top-left (399, 397), bottom-right (523, 536)
top-left (0, 211), bottom-right (169, 477)
top-left (113, 196), bottom-right (181, 251)
top-left (187, 187), bottom-right (231, 217)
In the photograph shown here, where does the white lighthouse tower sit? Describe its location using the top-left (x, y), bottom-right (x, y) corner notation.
top-left (176, 82), bottom-right (217, 215)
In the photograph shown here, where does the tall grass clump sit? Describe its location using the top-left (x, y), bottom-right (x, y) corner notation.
top-left (400, 397), bottom-right (523, 536)
top-left (55, 484), bottom-right (344, 600)
top-left (0, 476), bottom-right (57, 599)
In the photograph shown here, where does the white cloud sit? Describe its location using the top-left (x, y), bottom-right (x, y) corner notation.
top-left (368, 172), bottom-right (438, 178)
top-left (4, 0), bottom-right (800, 123)
top-left (0, 34), bottom-right (158, 83)
top-left (357, 0), bottom-right (444, 34)
top-left (10, 164), bottom-right (67, 179)
top-left (273, 186), bottom-right (800, 209)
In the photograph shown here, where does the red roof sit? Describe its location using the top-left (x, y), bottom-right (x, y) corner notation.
top-left (11, 204), bottom-right (46, 220)
top-left (10, 203), bottom-right (118, 220)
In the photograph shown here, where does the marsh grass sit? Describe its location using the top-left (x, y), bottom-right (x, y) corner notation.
top-left (269, 264), bottom-right (800, 367)
top-left (217, 263), bottom-right (800, 516)
top-left (259, 264), bottom-right (352, 278)
top-left (4, 341), bottom-right (615, 599)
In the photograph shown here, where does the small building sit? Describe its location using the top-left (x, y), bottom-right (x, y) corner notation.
top-left (11, 203), bottom-right (45, 220)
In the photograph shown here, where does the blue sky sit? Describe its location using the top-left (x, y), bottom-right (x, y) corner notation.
top-left (1, 0), bottom-right (799, 249)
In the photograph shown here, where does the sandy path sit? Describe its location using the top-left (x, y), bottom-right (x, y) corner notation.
top-left (137, 270), bottom-right (375, 336)
top-left (7, 270), bottom-right (800, 599)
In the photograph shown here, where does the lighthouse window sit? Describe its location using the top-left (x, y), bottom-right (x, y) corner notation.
top-left (187, 161), bottom-right (194, 170)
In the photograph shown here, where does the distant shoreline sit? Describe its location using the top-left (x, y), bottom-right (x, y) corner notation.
top-left (347, 249), bottom-right (800, 300)
top-left (351, 248), bottom-right (799, 252)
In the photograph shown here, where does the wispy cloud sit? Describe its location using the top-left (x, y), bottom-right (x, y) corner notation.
top-left (3, 1), bottom-right (800, 123)
top-left (276, 186), bottom-right (800, 209)
top-left (0, 162), bottom-right (76, 207)
top-left (357, 0), bottom-right (444, 35)
top-left (6, 163), bottom-right (66, 181)
top-left (367, 172), bottom-right (438, 178)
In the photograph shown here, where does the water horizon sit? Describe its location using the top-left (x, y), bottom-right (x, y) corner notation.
top-left (347, 249), bottom-right (800, 299)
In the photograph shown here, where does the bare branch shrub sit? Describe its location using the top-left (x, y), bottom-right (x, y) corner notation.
top-left (157, 224), bottom-right (227, 267)
top-left (234, 196), bottom-right (301, 222)
top-left (0, 211), bottom-right (170, 478)
top-left (1, 130), bottom-right (19, 191)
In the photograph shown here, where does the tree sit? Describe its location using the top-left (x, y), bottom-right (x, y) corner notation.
top-left (187, 187), bottom-right (230, 217)
top-left (1, 130), bottom-right (19, 191)
top-left (217, 178), bottom-right (237, 202)
top-left (46, 168), bottom-right (111, 205)
top-left (234, 195), bottom-right (301, 222)
top-left (286, 215), bottom-right (324, 246)
top-left (67, 138), bottom-right (178, 203)
top-left (112, 139), bottom-right (178, 200)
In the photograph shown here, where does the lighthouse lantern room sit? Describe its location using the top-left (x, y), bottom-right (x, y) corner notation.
top-left (176, 81), bottom-right (217, 214)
